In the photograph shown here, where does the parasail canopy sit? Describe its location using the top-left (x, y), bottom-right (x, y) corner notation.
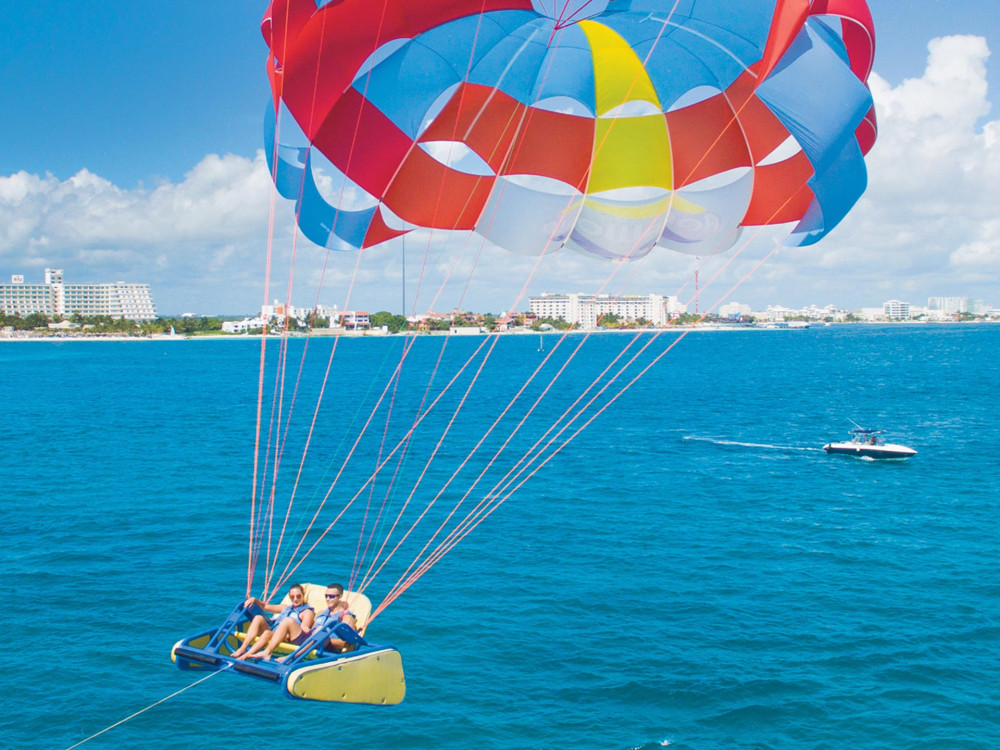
top-left (263, 0), bottom-right (876, 260)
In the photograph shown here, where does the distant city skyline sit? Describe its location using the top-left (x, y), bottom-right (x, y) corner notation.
top-left (1, 3), bottom-right (998, 316)
top-left (0, 265), bottom-right (991, 322)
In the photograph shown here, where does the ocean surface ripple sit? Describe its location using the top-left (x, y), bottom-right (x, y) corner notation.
top-left (2, 325), bottom-right (998, 749)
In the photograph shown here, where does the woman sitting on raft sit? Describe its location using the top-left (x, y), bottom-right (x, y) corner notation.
top-left (231, 583), bottom-right (315, 661)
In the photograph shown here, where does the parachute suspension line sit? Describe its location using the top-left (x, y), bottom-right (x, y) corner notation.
top-left (266, 333), bottom-right (421, 597)
top-left (350, 101), bottom-right (544, 591)
top-left (377, 330), bottom-right (578, 600)
top-left (347, 14), bottom-right (558, 591)
top-left (375, 329), bottom-right (651, 612)
top-left (259, 2), bottom-right (399, 599)
top-left (254, 343), bottom-right (291, 595)
top-left (374, 194), bottom-right (804, 618)
top-left (269, 334), bottom-right (404, 594)
top-left (375, 252), bottom-right (652, 603)
top-left (354, 185), bottom-right (574, 594)
top-left (249, 71), bottom-right (291, 595)
top-left (376, 20), bottom-right (756, 606)
top-left (334, 6), bottom-right (496, 591)
top-left (361, 8), bottom-right (679, 598)
top-left (64, 664), bottom-right (233, 750)
top-left (478, 218), bottom-right (793, 516)
top-left (260, 249), bottom-right (301, 596)
top-left (377, 333), bottom-right (677, 616)
top-left (375, 321), bottom-right (730, 616)
top-left (346, 199), bottom-right (522, 592)
top-left (249, 0), bottom-right (298, 598)
top-left (371, 65), bottom-right (690, 599)
top-left (356, 332), bottom-right (503, 592)
top-left (378, 2), bottom-right (740, 557)
top-left (251, 0), bottom-right (317, 599)
top-left (259, 5), bottom-right (336, 597)
top-left (377, 242), bottom-right (661, 603)
top-left (264, 254), bottom-right (371, 597)
top-left (346, 330), bottom-right (438, 593)
top-left (348, 328), bottom-right (481, 593)
top-left (370, 258), bottom-right (649, 602)
top-left (274, 0), bottom-right (700, 604)
top-left (353, 334), bottom-right (455, 591)
top-left (264, 246), bottom-right (367, 600)
top-left (267, 333), bottom-right (496, 595)
top-left (349, 351), bottom-right (409, 593)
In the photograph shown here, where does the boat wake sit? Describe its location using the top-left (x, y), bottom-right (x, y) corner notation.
top-left (683, 436), bottom-right (822, 452)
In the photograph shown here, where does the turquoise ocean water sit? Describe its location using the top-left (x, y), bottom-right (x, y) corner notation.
top-left (2, 325), bottom-right (998, 749)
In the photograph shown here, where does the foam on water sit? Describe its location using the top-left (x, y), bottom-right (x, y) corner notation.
top-left (683, 435), bottom-right (823, 452)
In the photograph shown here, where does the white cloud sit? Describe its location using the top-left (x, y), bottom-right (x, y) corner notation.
top-left (792, 34), bottom-right (1000, 307)
top-left (0, 152), bottom-right (287, 313)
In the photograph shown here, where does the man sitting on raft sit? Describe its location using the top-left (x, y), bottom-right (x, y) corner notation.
top-left (313, 583), bottom-right (357, 654)
top-left (231, 583), bottom-right (315, 661)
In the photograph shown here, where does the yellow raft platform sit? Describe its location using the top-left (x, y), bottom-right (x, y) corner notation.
top-left (171, 584), bottom-right (405, 705)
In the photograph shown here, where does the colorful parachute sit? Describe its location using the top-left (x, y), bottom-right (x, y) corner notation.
top-left (263, 0), bottom-right (876, 260)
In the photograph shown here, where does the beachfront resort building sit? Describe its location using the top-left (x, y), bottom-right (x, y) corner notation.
top-left (1, 269), bottom-right (157, 321)
top-left (222, 302), bottom-right (351, 333)
top-left (529, 293), bottom-right (685, 328)
top-left (883, 299), bottom-right (911, 320)
top-left (718, 301), bottom-right (752, 319)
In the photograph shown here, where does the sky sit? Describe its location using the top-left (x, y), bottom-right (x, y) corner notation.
top-left (1, 1), bottom-right (998, 316)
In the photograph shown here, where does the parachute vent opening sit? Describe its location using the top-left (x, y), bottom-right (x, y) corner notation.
top-left (531, 96), bottom-right (594, 117)
top-left (418, 84), bottom-right (462, 138)
top-left (679, 167), bottom-right (752, 192)
top-left (375, 203), bottom-right (412, 233)
top-left (419, 141), bottom-right (496, 176)
top-left (601, 101), bottom-right (663, 119)
top-left (666, 86), bottom-right (723, 112)
top-left (308, 151), bottom-right (380, 211)
top-left (352, 38), bottom-right (412, 85)
top-left (503, 173), bottom-right (581, 196)
top-left (587, 185), bottom-right (670, 203)
top-left (757, 136), bottom-right (803, 167)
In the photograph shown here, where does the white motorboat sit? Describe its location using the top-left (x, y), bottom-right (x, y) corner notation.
top-left (823, 425), bottom-right (916, 459)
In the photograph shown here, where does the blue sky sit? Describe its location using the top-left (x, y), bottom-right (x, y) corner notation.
top-left (1, 1), bottom-right (998, 315)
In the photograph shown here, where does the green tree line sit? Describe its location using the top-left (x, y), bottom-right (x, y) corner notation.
top-left (0, 312), bottom-right (226, 335)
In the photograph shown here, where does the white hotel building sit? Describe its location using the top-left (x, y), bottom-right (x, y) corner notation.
top-left (0, 269), bottom-right (157, 321)
top-left (529, 293), bottom-right (685, 328)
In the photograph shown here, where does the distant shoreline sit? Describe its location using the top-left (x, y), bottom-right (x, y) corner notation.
top-left (2, 320), bottom-right (996, 342)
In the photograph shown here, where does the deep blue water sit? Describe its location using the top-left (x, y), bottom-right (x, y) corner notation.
top-left (2, 325), bottom-right (998, 749)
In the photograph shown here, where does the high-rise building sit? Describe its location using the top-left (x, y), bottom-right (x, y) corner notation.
top-left (529, 293), bottom-right (684, 327)
top-left (1, 269), bottom-right (157, 321)
top-left (883, 299), bottom-right (911, 320)
top-left (927, 296), bottom-right (967, 314)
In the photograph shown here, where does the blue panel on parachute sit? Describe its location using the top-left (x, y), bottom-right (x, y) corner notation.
top-left (789, 136), bottom-right (868, 246)
top-left (266, 104), bottom-right (376, 251)
top-left (469, 19), bottom-right (555, 104)
top-left (598, 9), bottom-right (770, 106)
top-left (530, 24), bottom-right (595, 112)
top-left (757, 20), bottom-right (872, 244)
top-left (359, 13), bottom-right (534, 139)
top-left (296, 160), bottom-right (376, 251)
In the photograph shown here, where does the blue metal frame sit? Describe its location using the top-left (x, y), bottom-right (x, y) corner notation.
top-left (173, 601), bottom-right (392, 697)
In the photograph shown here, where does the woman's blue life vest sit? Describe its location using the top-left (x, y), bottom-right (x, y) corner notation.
top-left (273, 603), bottom-right (314, 626)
